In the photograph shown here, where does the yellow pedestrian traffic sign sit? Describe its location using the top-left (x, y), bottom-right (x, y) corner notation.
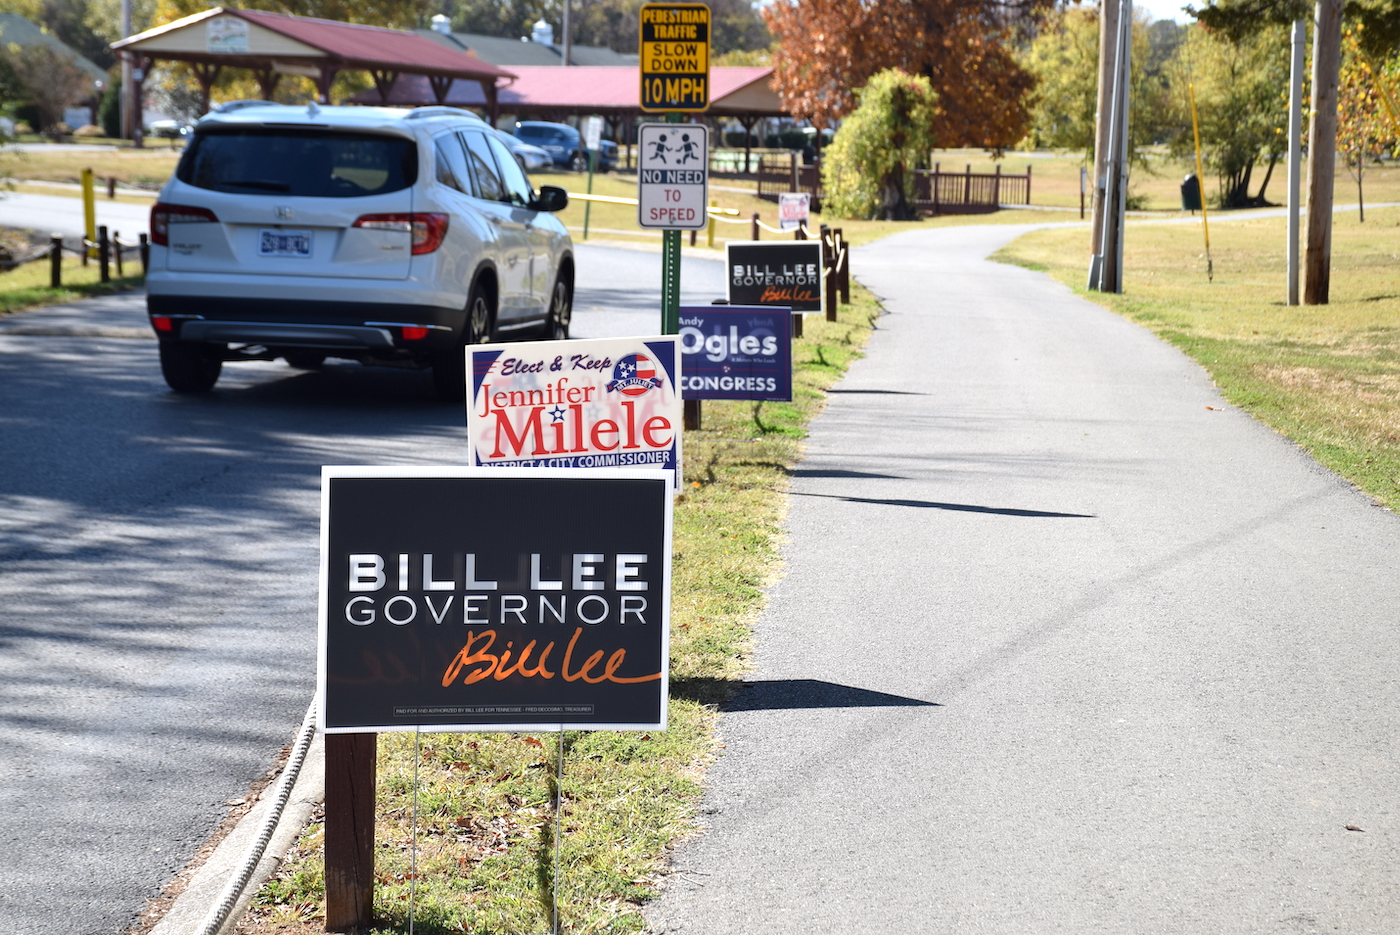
top-left (639, 3), bottom-right (710, 112)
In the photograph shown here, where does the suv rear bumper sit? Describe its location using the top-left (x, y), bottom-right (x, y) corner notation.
top-left (149, 295), bottom-right (463, 356)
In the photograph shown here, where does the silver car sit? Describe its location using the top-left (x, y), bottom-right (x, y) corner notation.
top-left (146, 103), bottom-right (573, 400)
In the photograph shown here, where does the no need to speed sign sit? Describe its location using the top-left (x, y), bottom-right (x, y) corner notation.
top-left (637, 123), bottom-right (709, 231)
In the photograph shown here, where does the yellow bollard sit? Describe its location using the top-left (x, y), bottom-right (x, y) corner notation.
top-left (81, 167), bottom-right (96, 260)
top-left (706, 198), bottom-right (716, 249)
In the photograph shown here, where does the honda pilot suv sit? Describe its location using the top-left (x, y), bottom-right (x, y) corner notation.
top-left (147, 103), bottom-right (573, 400)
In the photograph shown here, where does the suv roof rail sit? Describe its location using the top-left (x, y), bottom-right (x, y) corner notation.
top-left (211, 100), bottom-right (278, 114)
top-left (404, 106), bottom-right (483, 122)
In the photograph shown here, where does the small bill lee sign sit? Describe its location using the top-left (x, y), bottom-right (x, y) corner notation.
top-left (677, 305), bottom-right (792, 401)
top-left (319, 468), bottom-right (672, 732)
top-left (726, 241), bottom-right (824, 312)
top-left (778, 192), bottom-right (810, 231)
top-left (466, 336), bottom-right (682, 484)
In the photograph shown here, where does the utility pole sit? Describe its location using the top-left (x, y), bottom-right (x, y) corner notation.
top-left (1091, 0), bottom-right (1131, 293)
top-left (120, 0), bottom-right (132, 139)
top-left (1305, 0), bottom-right (1344, 305)
top-left (1287, 19), bottom-right (1305, 306)
top-left (1087, 0), bottom-right (1121, 284)
top-left (562, 0), bottom-right (572, 66)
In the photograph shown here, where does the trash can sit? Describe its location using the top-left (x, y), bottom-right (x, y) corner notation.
top-left (1181, 174), bottom-right (1202, 212)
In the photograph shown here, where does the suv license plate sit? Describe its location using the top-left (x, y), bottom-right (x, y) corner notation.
top-left (259, 229), bottom-right (312, 257)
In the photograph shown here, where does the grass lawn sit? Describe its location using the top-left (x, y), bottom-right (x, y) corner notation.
top-left (0, 144), bottom-right (183, 190)
top-left (0, 251), bottom-right (144, 315)
top-left (234, 292), bottom-right (882, 935)
top-left (994, 206), bottom-right (1400, 511)
top-left (941, 147), bottom-right (1400, 214)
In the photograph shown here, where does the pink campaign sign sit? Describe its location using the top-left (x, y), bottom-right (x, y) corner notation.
top-left (465, 336), bottom-right (682, 486)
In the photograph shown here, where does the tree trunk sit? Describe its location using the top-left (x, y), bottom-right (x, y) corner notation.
top-left (1224, 158), bottom-right (1255, 208)
top-left (876, 164), bottom-right (914, 220)
top-left (1254, 153), bottom-right (1279, 205)
top-left (1305, 0), bottom-right (1344, 305)
top-left (1357, 156), bottom-right (1365, 222)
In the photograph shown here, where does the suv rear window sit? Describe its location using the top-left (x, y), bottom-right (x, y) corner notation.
top-left (177, 129), bottom-right (417, 197)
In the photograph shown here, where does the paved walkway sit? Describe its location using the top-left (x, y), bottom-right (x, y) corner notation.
top-left (648, 225), bottom-right (1400, 933)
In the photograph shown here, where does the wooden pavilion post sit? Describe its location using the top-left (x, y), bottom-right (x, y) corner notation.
top-left (370, 69), bottom-right (399, 104)
top-left (740, 114), bottom-right (759, 174)
top-left (477, 79), bottom-right (499, 124)
top-left (191, 61), bottom-right (222, 115)
top-left (316, 65), bottom-right (339, 104)
top-left (429, 74), bottom-right (454, 105)
top-left (253, 67), bottom-right (281, 101)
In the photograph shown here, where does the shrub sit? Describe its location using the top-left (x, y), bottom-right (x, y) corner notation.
top-left (74, 124), bottom-right (105, 137)
top-left (822, 69), bottom-right (940, 220)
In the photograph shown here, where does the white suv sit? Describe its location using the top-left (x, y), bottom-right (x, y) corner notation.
top-left (146, 103), bottom-right (574, 400)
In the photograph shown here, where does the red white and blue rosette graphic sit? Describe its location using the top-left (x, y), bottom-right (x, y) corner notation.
top-left (607, 354), bottom-right (665, 397)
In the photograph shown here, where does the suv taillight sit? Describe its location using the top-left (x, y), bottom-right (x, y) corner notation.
top-left (352, 213), bottom-right (449, 255)
top-left (150, 203), bottom-right (218, 246)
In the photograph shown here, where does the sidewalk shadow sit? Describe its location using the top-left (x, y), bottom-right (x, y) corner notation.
top-left (672, 677), bottom-right (938, 712)
top-left (795, 491), bottom-right (1095, 518)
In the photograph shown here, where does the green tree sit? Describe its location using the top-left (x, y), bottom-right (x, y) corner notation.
top-left (1164, 22), bottom-right (1290, 207)
top-left (822, 68), bottom-right (940, 220)
top-left (446, 0), bottom-right (768, 53)
top-left (1017, 8), bottom-right (1176, 173)
top-left (0, 40), bottom-right (94, 134)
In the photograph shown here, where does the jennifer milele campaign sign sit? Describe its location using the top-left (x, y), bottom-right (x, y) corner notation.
top-left (318, 467), bottom-right (672, 732)
top-left (677, 305), bottom-right (791, 401)
top-left (465, 336), bottom-right (682, 486)
top-left (726, 241), bottom-right (824, 312)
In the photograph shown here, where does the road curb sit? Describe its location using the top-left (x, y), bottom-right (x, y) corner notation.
top-left (150, 734), bottom-right (326, 935)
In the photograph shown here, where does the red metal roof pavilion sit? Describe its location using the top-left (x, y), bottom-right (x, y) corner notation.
top-left (112, 8), bottom-right (516, 120)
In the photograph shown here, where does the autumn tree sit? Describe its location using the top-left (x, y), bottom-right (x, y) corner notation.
top-left (823, 68), bottom-right (940, 219)
top-left (762, 0), bottom-right (1041, 146)
top-left (1337, 28), bottom-right (1400, 220)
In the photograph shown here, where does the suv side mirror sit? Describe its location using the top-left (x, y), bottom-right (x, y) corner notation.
top-left (532, 185), bottom-right (568, 212)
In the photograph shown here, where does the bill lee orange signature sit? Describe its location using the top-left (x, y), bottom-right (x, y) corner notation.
top-left (759, 286), bottom-right (817, 303)
top-left (441, 627), bottom-right (661, 686)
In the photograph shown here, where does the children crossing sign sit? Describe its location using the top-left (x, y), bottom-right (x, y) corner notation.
top-left (639, 3), bottom-right (710, 112)
top-left (637, 123), bottom-right (709, 230)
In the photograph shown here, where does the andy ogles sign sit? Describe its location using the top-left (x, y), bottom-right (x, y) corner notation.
top-left (726, 241), bottom-right (824, 312)
top-left (466, 336), bottom-right (682, 484)
top-left (678, 305), bottom-right (791, 401)
top-left (318, 467), bottom-right (672, 732)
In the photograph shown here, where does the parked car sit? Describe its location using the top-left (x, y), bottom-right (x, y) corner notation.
top-left (145, 103), bottom-right (573, 400)
top-left (490, 127), bottom-right (552, 172)
top-left (514, 120), bottom-right (617, 172)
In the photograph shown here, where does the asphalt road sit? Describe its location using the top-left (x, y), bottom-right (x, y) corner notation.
top-left (0, 243), bottom-right (723, 935)
top-left (0, 191), bottom-right (152, 241)
top-left (648, 225), bottom-right (1400, 933)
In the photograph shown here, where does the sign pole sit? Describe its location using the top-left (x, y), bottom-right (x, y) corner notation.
top-left (639, 3), bottom-right (710, 336)
top-left (583, 149), bottom-right (595, 240)
top-left (324, 732), bottom-right (376, 932)
top-left (662, 112), bottom-right (683, 335)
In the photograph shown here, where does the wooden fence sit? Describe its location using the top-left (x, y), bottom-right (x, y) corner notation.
top-left (756, 153), bottom-right (824, 211)
top-left (914, 163), bottom-right (1032, 215)
top-left (751, 155), bottom-right (1033, 216)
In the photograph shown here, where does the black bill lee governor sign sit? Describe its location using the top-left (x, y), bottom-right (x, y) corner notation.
top-left (318, 468), bottom-right (672, 732)
top-left (726, 241), bottom-right (824, 312)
